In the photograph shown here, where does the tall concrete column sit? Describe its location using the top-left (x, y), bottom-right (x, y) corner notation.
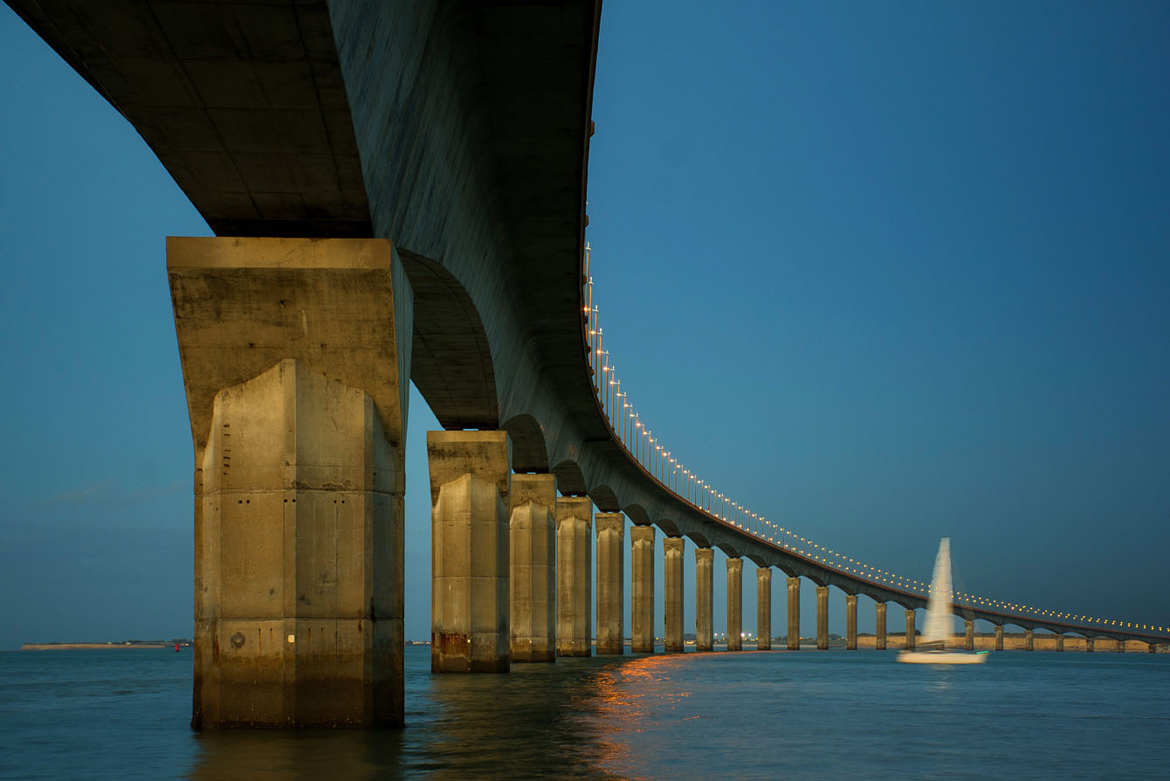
top-left (630, 525), bottom-right (655, 654)
top-left (994, 625), bottom-right (1004, 651)
top-left (169, 237), bottom-right (411, 728)
top-left (509, 474), bottom-right (556, 662)
top-left (696, 548), bottom-right (714, 651)
top-left (964, 619), bottom-right (975, 651)
top-left (845, 595), bottom-right (858, 650)
top-left (757, 568), bottom-right (772, 651)
top-left (816, 586), bottom-right (829, 650)
top-left (726, 558), bottom-right (743, 651)
top-left (1024, 628), bottom-right (1034, 651)
top-left (663, 537), bottom-right (685, 653)
top-left (1086, 637), bottom-right (1094, 652)
top-left (875, 602), bottom-right (887, 650)
top-left (1055, 633), bottom-right (1064, 652)
top-left (429, 431), bottom-right (511, 674)
top-left (555, 497), bottom-right (592, 656)
top-left (595, 513), bottom-right (625, 655)
top-left (905, 609), bottom-right (916, 651)
top-left (787, 576), bottom-right (800, 650)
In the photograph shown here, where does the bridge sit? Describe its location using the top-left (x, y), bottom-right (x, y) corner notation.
top-left (7, 0), bottom-right (1165, 729)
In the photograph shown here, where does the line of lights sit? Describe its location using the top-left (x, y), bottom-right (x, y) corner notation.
top-left (583, 243), bottom-right (1167, 638)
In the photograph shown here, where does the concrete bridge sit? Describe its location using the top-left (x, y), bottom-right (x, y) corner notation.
top-left (8, 0), bottom-right (1166, 730)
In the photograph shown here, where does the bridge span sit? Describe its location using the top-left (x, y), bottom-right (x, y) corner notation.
top-left (7, 0), bottom-right (1165, 730)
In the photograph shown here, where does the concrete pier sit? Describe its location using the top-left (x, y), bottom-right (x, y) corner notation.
top-left (428, 431), bottom-right (512, 674)
top-left (1056, 633), bottom-right (1064, 652)
top-left (1151, 642), bottom-right (1158, 654)
top-left (964, 619), bottom-right (975, 651)
top-left (509, 474), bottom-right (556, 662)
top-left (1087, 637), bottom-right (1095, 652)
top-left (846, 595), bottom-right (858, 650)
top-left (995, 625), bottom-right (1004, 651)
top-left (816, 586), bottom-right (829, 650)
top-left (1025, 628), bottom-right (1034, 651)
top-left (696, 548), bottom-right (714, 651)
top-left (757, 568), bottom-right (772, 651)
top-left (905, 609), bottom-right (916, 651)
top-left (630, 525), bottom-right (655, 654)
top-left (664, 537), bottom-right (685, 653)
top-left (595, 513), bottom-right (625, 655)
top-left (876, 602), bottom-right (887, 650)
top-left (555, 497), bottom-right (592, 656)
top-left (726, 558), bottom-right (743, 651)
top-left (787, 576), bottom-right (800, 650)
top-left (169, 237), bottom-right (410, 728)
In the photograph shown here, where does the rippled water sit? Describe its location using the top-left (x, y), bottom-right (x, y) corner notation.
top-left (2, 646), bottom-right (1168, 779)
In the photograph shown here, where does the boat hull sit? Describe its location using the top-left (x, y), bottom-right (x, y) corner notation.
top-left (897, 651), bottom-right (988, 665)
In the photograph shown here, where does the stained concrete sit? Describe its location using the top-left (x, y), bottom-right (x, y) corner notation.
top-left (787, 577), bottom-right (801, 651)
top-left (168, 236), bottom-right (407, 729)
top-left (428, 430), bottom-right (511, 673)
top-left (726, 558), bottom-right (743, 651)
top-left (995, 625), bottom-right (1004, 651)
top-left (757, 568), bottom-right (772, 651)
top-left (817, 586), bottom-right (829, 650)
top-left (555, 497), bottom-right (592, 657)
top-left (695, 548), bottom-right (713, 651)
top-left (595, 513), bottom-right (624, 655)
top-left (965, 619), bottom-right (975, 651)
top-left (664, 538), bottom-right (685, 653)
top-left (509, 474), bottom-right (556, 662)
top-left (1056, 633), bottom-right (1064, 652)
top-left (1025, 628), bottom-right (1034, 651)
top-left (876, 602), bottom-right (887, 650)
top-left (630, 525), bottom-right (655, 653)
top-left (846, 595), bottom-right (858, 650)
top-left (905, 609), bottom-right (916, 651)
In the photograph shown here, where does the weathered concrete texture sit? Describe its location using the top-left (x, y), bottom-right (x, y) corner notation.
top-left (1056, 634), bottom-right (1064, 652)
top-left (726, 558), bottom-right (743, 651)
top-left (695, 548), bottom-right (714, 651)
top-left (845, 595), bottom-right (858, 650)
top-left (905, 609), bottom-right (916, 651)
top-left (757, 568), bottom-right (772, 651)
top-left (509, 474), bottom-right (556, 662)
top-left (169, 237), bottom-right (409, 729)
top-left (1025, 628), bottom-right (1034, 652)
top-left (995, 625), bottom-right (1004, 651)
top-left (965, 619), bottom-right (975, 651)
top-left (555, 497), bottom-right (592, 657)
top-left (663, 538), bottom-right (685, 653)
top-left (428, 431), bottom-right (511, 673)
top-left (787, 577), bottom-right (801, 651)
top-left (876, 602), bottom-right (887, 651)
top-left (630, 525), bottom-right (655, 654)
top-left (816, 586), bottom-right (829, 650)
top-left (595, 514), bottom-right (625, 655)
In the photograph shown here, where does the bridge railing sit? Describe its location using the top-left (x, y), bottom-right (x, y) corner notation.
top-left (583, 242), bottom-right (1168, 640)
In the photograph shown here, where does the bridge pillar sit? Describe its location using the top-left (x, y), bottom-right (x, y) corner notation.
top-left (1025, 628), bottom-right (1034, 651)
top-left (1150, 642), bottom-right (1158, 654)
top-left (664, 537), bottom-right (685, 653)
top-left (905, 609), bottom-right (916, 651)
top-left (787, 577), bottom-right (801, 650)
top-left (994, 625), bottom-right (1004, 651)
top-left (696, 548), bottom-right (714, 651)
top-left (876, 602), bottom-right (887, 650)
top-left (1117, 638), bottom-right (1126, 653)
top-left (631, 526), bottom-right (655, 654)
top-left (1056, 634), bottom-right (1064, 652)
top-left (964, 619), bottom-right (975, 651)
top-left (429, 431), bottom-right (512, 674)
top-left (1087, 637), bottom-right (1095, 653)
top-left (816, 586), bottom-right (829, 650)
top-left (555, 497), bottom-right (592, 657)
top-left (846, 595), bottom-right (858, 650)
top-left (757, 568), bottom-right (772, 651)
top-left (509, 474), bottom-right (556, 663)
top-left (726, 558), bottom-right (743, 651)
top-left (169, 237), bottom-right (410, 728)
top-left (595, 513), bottom-right (625, 655)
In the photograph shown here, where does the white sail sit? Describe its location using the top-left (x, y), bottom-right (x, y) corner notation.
top-left (922, 537), bottom-right (953, 647)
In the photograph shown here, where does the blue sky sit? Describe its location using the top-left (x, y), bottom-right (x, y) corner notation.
top-left (1, 1), bottom-right (1167, 650)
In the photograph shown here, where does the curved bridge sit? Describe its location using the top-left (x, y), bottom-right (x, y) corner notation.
top-left (7, 0), bottom-right (1165, 730)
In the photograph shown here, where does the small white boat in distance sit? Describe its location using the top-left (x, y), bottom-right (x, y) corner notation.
top-left (897, 537), bottom-right (988, 665)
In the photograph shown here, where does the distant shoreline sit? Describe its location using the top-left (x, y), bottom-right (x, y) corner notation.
top-left (21, 642), bottom-right (189, 651)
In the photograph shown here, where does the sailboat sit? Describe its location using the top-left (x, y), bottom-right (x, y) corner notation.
top-left (897, 537), bottom-right (988, 664)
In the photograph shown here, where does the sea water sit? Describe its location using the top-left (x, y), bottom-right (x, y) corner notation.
top-left (1, 646), bottom-right (1167, 779)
